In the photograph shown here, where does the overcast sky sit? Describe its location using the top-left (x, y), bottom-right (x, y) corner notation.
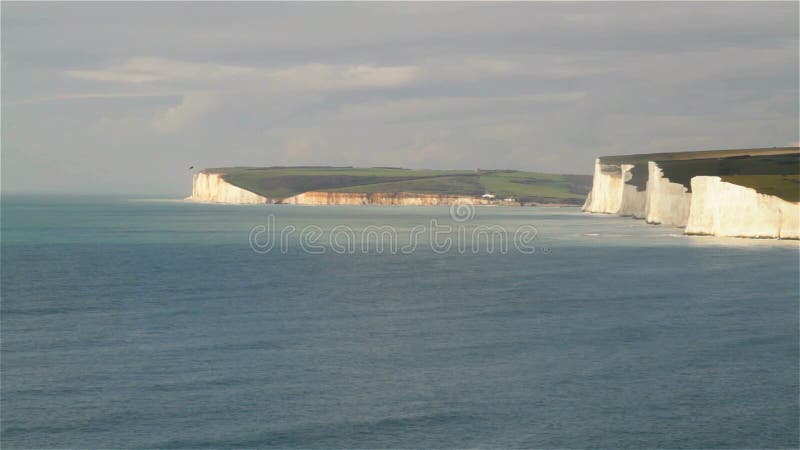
top-left (2, 2), bottom-right (798, 194)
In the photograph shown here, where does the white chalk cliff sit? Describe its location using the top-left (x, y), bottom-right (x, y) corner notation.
top-left (583, 158), bottom-right (799, 239)
top-left (686, 176), bottom-right (799, 239)
top-left (582, 161), bottom-right (646, 218)
top-left (188, 172), bottom-right (269, 204)
top-left (283, 191), bottom-right (489, 206)
top-left (618, 164), bottom-right (647, 218)
top-left (188, 173), bottom-right (491, 206)
top-left (582, 159), bottom-right (624, 214)
top-left (644, 161), bottom-right (692, 227)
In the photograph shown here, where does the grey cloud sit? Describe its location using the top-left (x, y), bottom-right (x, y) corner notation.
top-left (1, 2), bottom-right (797, 194)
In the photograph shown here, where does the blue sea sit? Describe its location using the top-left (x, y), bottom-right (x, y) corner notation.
top-left (1, 195), bottom-right (798, 448)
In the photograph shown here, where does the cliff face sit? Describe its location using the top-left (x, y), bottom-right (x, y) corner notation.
top-left (618, 164), bottom-right (647, 218)
top-left (582, 161), bottom-right (646, 218)
top-left (282, 191), bottom-right (490, 206)
top-left (686, 176), bottom-right (799, 239)
top-left (584, 153), bottom-right (799, 239)
top-left (644, 161), bottom-right (692, 227)
top-left (582, 159), bottom-right (624, 213)
top-left (189, 172), bottom-right (269, 204)
top-left (188, 174), bottom-right (491, 206)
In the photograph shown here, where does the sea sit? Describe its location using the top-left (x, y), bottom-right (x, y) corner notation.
top-left (1, 195), bottom-right (798, 448)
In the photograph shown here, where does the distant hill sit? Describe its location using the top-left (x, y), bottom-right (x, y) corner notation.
top-left (201, 167), bottom-right (592, 205)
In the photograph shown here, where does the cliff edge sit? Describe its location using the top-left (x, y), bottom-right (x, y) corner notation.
top-left (188, 172), bottom-right (270, 204)
top-left (582, 147), bottom-right (799, 239)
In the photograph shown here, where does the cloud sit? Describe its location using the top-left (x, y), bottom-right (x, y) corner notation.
top-left (284, 135), bottom-right (319, 162)
top-left (478, 121), bottom-right (532, 141)
top-left (267, 63), bottom-right (420, 91)
top-left (4, 91), bottom-right (182, 106)
top-left (3, 3), bottom-right (797, 194)
top-left (66, 57), bottom-right (255, 83)
top-left (66, 57), bottom-right (420, 91)
top-left (435, 55), bottom-right (616, 81)
top-left (335, 91), bottom-right (586, 123)
top-left (151, 92), bottom-right (216, 133)
top-left (65, 69), bottom-right (165, 83)
top-left (404, 142), bottom-right (456, 166)
top-left (446, 57), bottom-right (517, 77)
top-left (63, 54), bottom-right (611, 94)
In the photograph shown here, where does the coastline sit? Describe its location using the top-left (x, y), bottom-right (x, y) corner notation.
top-left (581, 149), bottom-right (800, 240)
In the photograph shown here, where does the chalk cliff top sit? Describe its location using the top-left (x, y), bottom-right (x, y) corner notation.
top-left (197, 166), bottom-right (592, 205)
top-left (593, 147), bottom-right (800, 202)
top-left (596, 146), bottom-right (798, 165)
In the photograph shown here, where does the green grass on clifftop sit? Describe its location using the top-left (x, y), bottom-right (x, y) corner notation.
top-left (204, 167), bottom-right (592, 204)
top-left (597, 147), bottom-right (799, 165)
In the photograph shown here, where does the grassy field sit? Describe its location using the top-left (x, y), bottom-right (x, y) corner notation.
top-left (204, 167), bottom-right (592, 204)
top-left (598, 147), bottom-right (799, 165)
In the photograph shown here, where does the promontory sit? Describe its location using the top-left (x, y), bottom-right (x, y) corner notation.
top-left (188, 167), bottom-right (592, 206)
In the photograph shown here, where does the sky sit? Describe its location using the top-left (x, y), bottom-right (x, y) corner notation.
top-left (2, 2), bottom-right (798, 195)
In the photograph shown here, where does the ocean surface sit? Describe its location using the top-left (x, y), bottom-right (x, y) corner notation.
top-left (2, 195), bottom-right (798, 448)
